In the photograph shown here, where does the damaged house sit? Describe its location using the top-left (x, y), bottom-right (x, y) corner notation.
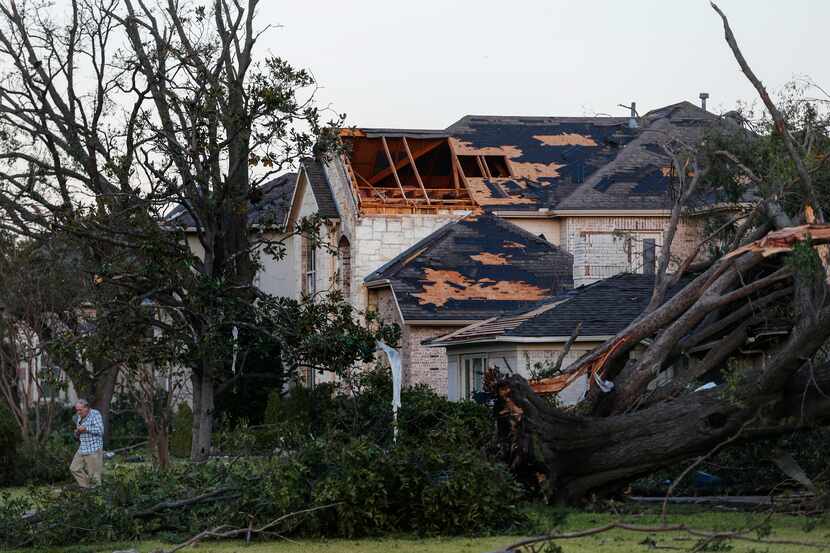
top-left (200, 99), bottom-right (741, 396)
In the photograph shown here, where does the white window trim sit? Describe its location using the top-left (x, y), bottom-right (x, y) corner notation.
top-left (461, 354), bottom-right (487, 400)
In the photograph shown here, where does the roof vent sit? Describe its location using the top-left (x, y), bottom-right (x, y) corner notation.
top-left (699, 92), bottom-right (710, 111)
top-left (618, 102), bottom-right (638, 128)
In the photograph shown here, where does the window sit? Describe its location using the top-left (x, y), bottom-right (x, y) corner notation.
top-left (302, 366), bottom-right (316, 388)
top-left (338, 236), bottom-right (351, 299)
top-left (302, 236), bottom-right (316, 295)
top-left (461, 354), bottom-right (487, 400)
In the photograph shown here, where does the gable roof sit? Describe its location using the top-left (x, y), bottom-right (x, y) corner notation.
top-left (167, 172), bottom-right (297, 230)
top-left (301, 158), bottom-right (340, 219)
top-left (428, 273), bottom-right (687, 346)
top-left (364, 214), bottom-right (573, 322)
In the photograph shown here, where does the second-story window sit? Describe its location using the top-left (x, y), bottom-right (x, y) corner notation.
top-left (338, 236), bottom-right (351, 299)
top-left (303, 236), bottom-right (316, 295)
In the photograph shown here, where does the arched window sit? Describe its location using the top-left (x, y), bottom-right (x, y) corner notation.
top-left (338, 236), bottom-right (351, 300)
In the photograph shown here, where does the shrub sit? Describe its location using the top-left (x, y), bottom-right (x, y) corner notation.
top-left (13, 435), bottom-right (74, 485)
top-left (169, 404), bottom-right (192, 458)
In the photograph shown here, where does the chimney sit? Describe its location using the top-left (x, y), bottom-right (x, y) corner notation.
top-left (628, 101), bottom-right (638, 129)
top-left (699, 92), bottom-right (710, 111)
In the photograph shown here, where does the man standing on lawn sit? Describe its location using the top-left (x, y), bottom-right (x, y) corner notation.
top-left (70, 399), bottom-right (105, 488)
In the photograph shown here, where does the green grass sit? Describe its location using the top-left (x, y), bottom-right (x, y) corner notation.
top-left (6, 508), bottom-right (829, 553)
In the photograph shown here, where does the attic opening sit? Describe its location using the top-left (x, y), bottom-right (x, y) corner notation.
top-left (340, 132), bottom-right (478, 214)
top-left (457, 155), bottom-right (511, 178)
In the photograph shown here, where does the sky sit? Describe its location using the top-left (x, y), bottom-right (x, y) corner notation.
top-left (254, 0), bottom-right (829, 129)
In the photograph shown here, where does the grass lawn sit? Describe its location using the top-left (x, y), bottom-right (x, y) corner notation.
top-left (6, 509), bottom-right (829, 553)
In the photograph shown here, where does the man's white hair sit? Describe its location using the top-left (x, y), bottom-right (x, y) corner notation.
top-left (75, 398), bottom-right (90, 408)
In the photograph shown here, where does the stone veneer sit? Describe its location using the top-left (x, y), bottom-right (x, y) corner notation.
top-left (564, 215), bottom-right (702, 287)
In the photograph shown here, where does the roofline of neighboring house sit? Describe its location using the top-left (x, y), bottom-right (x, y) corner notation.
top-left (283, 165), bottom-right (342, 228)
top-left (176, 222), bottom-right (290, 234)
top-left (285, 166), bottom-right (307, 229)
top-left (425, 334), bottom-right (614, 348)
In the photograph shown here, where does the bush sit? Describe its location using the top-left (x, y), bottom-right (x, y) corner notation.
top-left (13, 436), bottom-right (75, 485)
top-left (169, 403), bottom-right (192, 458)
top-left (0, 404), bottom-right (20, 485)
top-left (0, 369), bottom-right (526, 548)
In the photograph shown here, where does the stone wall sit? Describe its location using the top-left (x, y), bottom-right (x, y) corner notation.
top-left (352, 213), bottom-right (465, 311)
top-left (402, 325), bottom-right (458, 395)
top-left (368, 287), bottom-right (457, 396)
top-left (564, 215), bottom-right (702, 287)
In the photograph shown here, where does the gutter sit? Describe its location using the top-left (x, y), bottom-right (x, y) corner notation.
top-left (427, 334), bottom-right (613, 348)
top-left (364, 279), bottom-right (392, 289)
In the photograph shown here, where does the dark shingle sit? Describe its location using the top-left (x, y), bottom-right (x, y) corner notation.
top-left (365, 214), bottom-right (573, 321)
top-left (167, 172), bottom-right (297, 229)
top-left (556, 102), bottom-right (727, 211)
top-left (302, 159), bottom-right (340, 219)
top-left (429, 273), bottom-right (692, 346)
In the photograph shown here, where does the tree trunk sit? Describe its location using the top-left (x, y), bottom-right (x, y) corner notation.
top-left (91, 364), bottom-right (120, 447)
top-left (190, 367), bottom-right (214, 462)
top-left (495, 365), bottom-right (830, 503)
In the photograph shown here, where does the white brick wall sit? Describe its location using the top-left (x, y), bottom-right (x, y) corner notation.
top-left (564, 215), bottom-right (701, 287)
top-left (352, 213), bottom-right (466, 311)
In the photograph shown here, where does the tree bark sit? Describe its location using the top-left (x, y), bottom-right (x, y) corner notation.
top-left (91, 364), bottom-right (120, 447)
top-left (495, 361), bottom-right (830, 503)
top-left (191, 366), bottom-right (215, 462)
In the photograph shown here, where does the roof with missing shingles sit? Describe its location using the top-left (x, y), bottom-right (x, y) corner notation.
top-left (556, 102), bottom-right (725, 211)
top-left (427, 273), bottom-right (691, 346)
top-left (340, 100), bottom-right (735, 213)
top-left (364, 214), bottom-right (573, 321)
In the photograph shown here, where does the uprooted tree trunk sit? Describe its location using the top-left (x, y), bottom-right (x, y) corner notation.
top-left (493, 3), bottom-right (830, 504)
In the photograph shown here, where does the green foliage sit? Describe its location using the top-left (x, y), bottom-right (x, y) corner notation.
top-left (0, 404), bottom-right (20, 484)
top-left (169, 404), bottom-right (193, 458)
top-left (0, 370), bottom-right (525, 547)
top-left (632, 428), bottom-right (830, 497)
top-left (12, 436), bottom-right (74, 485)
top-left (787, 237), bottom-right (824, 278)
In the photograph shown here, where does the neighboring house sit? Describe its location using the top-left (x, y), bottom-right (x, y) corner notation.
top-left (170, 99), bottom-right (742, 396)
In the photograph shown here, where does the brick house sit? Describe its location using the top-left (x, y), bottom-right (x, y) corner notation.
top-left (223, 99), bottom-right (736, 395)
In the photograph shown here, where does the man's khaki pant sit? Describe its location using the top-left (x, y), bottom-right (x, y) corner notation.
top-left (70, 450), bottom-right (103, 488)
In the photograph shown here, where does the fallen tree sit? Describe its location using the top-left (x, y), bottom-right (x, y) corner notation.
top-left (494, 3), bottom-right (830, 503)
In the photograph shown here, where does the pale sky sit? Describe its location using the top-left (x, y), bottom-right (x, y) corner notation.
top-left (260, 0), bottom-right (828, 128)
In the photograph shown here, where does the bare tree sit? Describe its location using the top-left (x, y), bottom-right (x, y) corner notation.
top-left (0, 0), bottom-right (340, 460)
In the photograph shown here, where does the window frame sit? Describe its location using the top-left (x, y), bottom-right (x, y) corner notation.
top-left (461, 354), bottom-right (487, 400)
top-left (302, 236), bottom-right (316, 295)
